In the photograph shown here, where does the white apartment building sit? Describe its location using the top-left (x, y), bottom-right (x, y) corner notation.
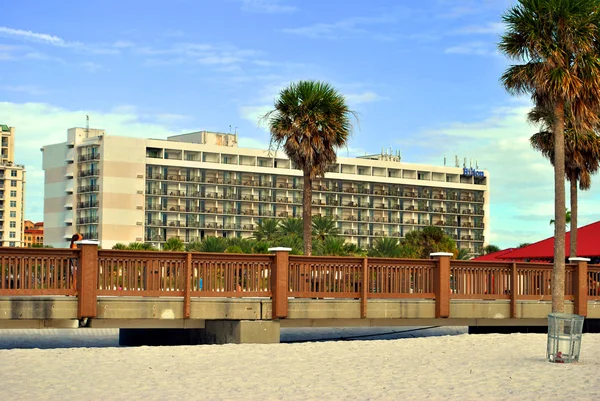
top-left (0, 124), bottom-right (26, 247)
top-left (42, 128), bottom-right (490, 254)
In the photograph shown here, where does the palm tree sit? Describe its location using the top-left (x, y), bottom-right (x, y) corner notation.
top-left (368, 237), bottom-right (403, 258)
top-left (312, 215), bottom-right (340, 241)
top-left (198, 236), bottom-right (228, 253)
top-left (163, 237), bottom-right (185, 252)
top-left (549, 209), bottom-right (572, 228)
top-left (263, 80), bottom-right (356, 255)
top-left (456, 248), bottom-right (471, 260)
top-left (499, 0), bottom-right (600, 312)
top-left (483, 244), bottom-right (501, 255)
top-left (314, 236), bottom-right (348, 256)
top-left (253, 218), bottom-right (280, 242)
top-left (278, 217), bottom-right (303, 239)
top-left (530, 105), bottom-right (600, 258)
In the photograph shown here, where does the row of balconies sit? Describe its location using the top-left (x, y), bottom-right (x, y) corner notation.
top-left (146, 220), bottom-right (256, 230)
top-left (146, 175), bottom-right (484, 201)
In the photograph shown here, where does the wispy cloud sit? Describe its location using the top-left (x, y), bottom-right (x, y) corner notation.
top-left (452, 22), bottom-right (505, 35)
top-left (240, 0), bottom-right (297, 14)
top-left (0, 85), bottom-right (47, 95)
top-left (281, 13), bottom-right (405, 41)
top-left (444, 41), bottom-right (499, 57)
top-left (140, 42), bottom-right (263, 68)
top-left (0, 26), bottom-right (119, 54)
top-left (81, 61), bottom-right (104, 72)
top-left (0, 27), bottom-right (65, 45)
top-left (345, 91), bottom-right (382, 105)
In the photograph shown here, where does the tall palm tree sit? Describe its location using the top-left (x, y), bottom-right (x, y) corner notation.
top-left (499, 0), bottom-right (600, 312)
top-left (263, 80), bottom-right (356, 255)
top-left (312, 215), bottom-right (340, 241)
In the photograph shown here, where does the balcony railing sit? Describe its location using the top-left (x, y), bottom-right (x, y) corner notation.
top-left (78, 185), bottom-right (100, 193)
top-left (77, 201), bottom-right (99, 209)
top-left (77, 216), bottom-right (99, 224)
top-left (79, 169), bottom-right (100, 177)
top-left (78, 154), bottom-right (100, 162)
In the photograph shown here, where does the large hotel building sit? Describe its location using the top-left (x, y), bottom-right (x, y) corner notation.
top-left (42, 128), bottom-right (489, 254)
top-left (0, 125), bottom-right (26, 247)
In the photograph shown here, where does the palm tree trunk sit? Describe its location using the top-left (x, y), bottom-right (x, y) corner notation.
top-left (302, 170), bottom-right (313, 256)
top-left (569, 173), bottom-right (578, 259)
top-left (552, 99), bottom-right (566, 313)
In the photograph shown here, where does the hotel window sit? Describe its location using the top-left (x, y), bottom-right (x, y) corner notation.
top-left (10, 190), bottom-right (16, 197)
top-left (9, 242), bottom-right (15, 247)
top-left (9, 211), bottom-right (15, 217)
top-left (11, 180), bottom-right (17, 187)
top-left (10, 170), bottom-right (17, 177)
top-left (9, 221), bottom-right (15, 228)
top-left (9, 231), bottom-right (15, 238)
top-left (10, 201), bottom-right (16, 207)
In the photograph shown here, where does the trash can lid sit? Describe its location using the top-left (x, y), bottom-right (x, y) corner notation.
top-left (548, 313), bottom-right (584, 319)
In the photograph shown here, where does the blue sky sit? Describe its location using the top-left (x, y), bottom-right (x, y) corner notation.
top-left (1, 0), bottom-right (599, 248)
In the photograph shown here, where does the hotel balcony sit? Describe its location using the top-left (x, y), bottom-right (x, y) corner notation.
top-left (78, 153), bottom-right (100, 162)
top-left (77, 200), bottom-right (99, 209)
top-left (77, 216), bottom-right (99, 224)
top-left (78, 185), bottom-right (100, 193)
top-left (79, 169), bottom-right (100, 177)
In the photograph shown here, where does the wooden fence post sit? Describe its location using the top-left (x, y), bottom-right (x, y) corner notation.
top-left (431, 252), bottom-right (453, 318)
top-left (569, 257), bottom-right (589, 317)
top-left (184, 252), bottom-right (192, 319)
top-left (361, 257), bottom-right (368, 319)
top-left (268, 247), bottom-right (290, 319)
top-left (510, 263), bottom-right (518, 318)
top-left (76, 240), bottom-right (99, 320)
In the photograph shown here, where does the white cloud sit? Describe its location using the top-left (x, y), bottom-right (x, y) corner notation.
top-left (240, 0), bottom-right (297, 14)
top-left (453, 22), bottom-right (505, 35)
top-left (410, 101), bottom-right (600, 248)
top-left (0, 26), bottom-right (119, 55)
top-left (81, 61), bottom-right (104, 72)
top-left (280, 13), bottom-right (403, 41)
top-left (345, 91), bottom-right (382, 105)
top-left (444, 41), bottom-right (499, 57)
top-left (0, 27), bottom-right (65, 45)
top-left (0, 85), bottom-right (47, 95)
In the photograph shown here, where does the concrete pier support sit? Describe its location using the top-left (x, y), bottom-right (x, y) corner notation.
top-left (119, 320), bottom-right (280, 346)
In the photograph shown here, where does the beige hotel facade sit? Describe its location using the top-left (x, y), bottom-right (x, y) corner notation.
top-left (0, 125), bottom-right (26, 247)
top-left (42, 128), bottom-right (490, 254)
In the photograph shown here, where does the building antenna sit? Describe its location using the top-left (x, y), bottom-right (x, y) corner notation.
top-left (443, 155), bottom-right (446, 166)
top-left (229, 125), bottom-right (232, 134)
top-left (86, 115), bottom-right (89, 137)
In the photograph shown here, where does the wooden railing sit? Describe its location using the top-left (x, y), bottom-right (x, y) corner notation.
top-left (0, 247), bottom-right (78, 296)
top-left (1, 245), bottom-right (598, 320)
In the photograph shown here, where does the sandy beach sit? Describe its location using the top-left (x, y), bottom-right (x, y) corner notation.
top-left (1, 330), bottom-right (599, 400)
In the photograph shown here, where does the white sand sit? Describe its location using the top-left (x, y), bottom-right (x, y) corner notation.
top-left (1, 331), bottom-right (599, 400)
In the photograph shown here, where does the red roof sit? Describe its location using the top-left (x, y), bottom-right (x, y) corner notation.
top-left (472, 248), bottom-right (516, 261)
top-left (499, 220), bottom-right (600, 260)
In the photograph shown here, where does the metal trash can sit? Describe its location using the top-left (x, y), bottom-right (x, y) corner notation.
top-left (547, 313), bottom-right (585, 363)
